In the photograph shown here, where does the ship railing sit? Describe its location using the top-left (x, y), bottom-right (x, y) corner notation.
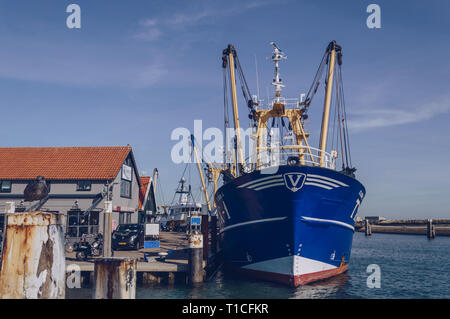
top-left (254, 97), bottom-right (303, 110)
top-left (244, 145), bottom-right (337, 172)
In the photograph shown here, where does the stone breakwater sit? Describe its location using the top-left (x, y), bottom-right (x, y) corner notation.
top-left (355, 219), bottom-right (450, 236)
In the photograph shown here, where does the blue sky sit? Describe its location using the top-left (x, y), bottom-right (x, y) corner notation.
top-left (0, 0), bottom-right (449, 218)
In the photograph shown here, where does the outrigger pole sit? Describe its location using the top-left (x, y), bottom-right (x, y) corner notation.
top-left (224, 45), bottom-right (245, 176)
top-left (191, 135), bottom-right (212, 212)
top-left (319, 41), bottom-right (341, 167)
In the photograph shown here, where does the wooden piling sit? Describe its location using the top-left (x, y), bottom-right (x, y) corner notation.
top-left (93, 257), bottom-right (137, 299)
top-left (0, 202), bottom-right (14, 256)
top-left (427, 219), bottom-right (436, 239)
top-left (365, 219), bottom-right (372, 236)
top-left (103, 201), bottom-right (113, 257)
top-left (0, 211), bottom-right (65, 299)
top-left (188, 233), bottom-right (204, 285)
top-left (210, 216), bottom-right (218, 256)
top-left (201, 215), bottom-right (209, 261)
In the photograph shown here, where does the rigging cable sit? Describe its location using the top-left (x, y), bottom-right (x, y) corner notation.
top-left (156, 174), bottom-right (166, 207)
top-left (337, 63), bottom-right (353, 168)
top-left (335, 69), bottom-right (346, 169)
top-left (170, 162), bottom-right (189, 205)
top-left (302, 48), bottom-right (329, 115)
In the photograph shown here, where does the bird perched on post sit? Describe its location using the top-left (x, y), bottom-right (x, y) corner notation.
top-left (24, 176), bottom-right (49, 202)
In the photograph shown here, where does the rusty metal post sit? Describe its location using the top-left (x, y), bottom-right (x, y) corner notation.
top-left (201, 215), bottom-right (209, 261)
top-left (93, 257), bottom-right (136, 299)
top-left (103, 201), bottom-right (113, 257)
top-left (210, 216), bottom-right (217, 257)
top-left (188, 233), bottom-right (204, 285)
top-left (0, 211), bottom-right (65, 299)
top-left (0, 202), bottom-right (14, 260)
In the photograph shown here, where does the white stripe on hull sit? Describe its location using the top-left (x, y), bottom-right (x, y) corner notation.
top-left (220, 216), bottom-right (287, 233)
top-left (238, 175), bottom-right (283, 188)
top-left (253, 182), bottom-right (285, 191)
top-left (301, 216), bottom-right (355, 231)
top-left (237, 173), bottom-right (349, 191)
top-left (305, 177), bottom-right (340, 188)
top-left (306, 174), bottom-right (349, 187)
top-left (304, 182), bottom-right (332, 190)
top-left (248, 178), bottom-right (284, 189)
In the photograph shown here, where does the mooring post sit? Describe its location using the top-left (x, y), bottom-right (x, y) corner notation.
top-left (201, 215), bottom-right (209, 261)
top-left (188, 232), bottom-right (204, 285)
top-left (103, 201), bottom-right (113, 257)
top-left (93, 257), bottom-right (137, 299)
top-left (0, 202), bottom-right (14, 258)
top-left (365, 219), bottom-right (372, 236)
top-left (427, 219), bottom-right (435, 239)
top-left (0, 211), bottom-right (65, 299)
top-left (210, 216), bottom-right (217, 257)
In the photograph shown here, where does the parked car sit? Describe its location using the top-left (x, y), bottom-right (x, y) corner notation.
top-left (112, 224), bottom-right (144, 250)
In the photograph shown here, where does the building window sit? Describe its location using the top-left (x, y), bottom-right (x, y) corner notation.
top-left (120, 180), bottom-right (131, 198)
top-left (0, 181), bottom-right (11, 193)
top-left (77, 180), bottom-right (92, 191)
top-left (118, 212), bottom-right (132, 225)
top-left (120, 162), bottom-right (132, 198)
top-left (66, 210), bottom-right (100, 239)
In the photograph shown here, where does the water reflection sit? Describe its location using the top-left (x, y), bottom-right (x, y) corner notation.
top-left (290, 273), bottom-right (350, 299)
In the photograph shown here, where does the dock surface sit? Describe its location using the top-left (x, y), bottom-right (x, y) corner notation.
top-left (66, 231), bottom-right (189, 273)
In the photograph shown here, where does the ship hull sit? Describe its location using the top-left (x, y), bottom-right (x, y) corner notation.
top-left (215, 165), bottom-right (365, 287)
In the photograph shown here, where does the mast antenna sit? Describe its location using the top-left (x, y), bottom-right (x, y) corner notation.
top-left (254, 54), bottom-right (260, 100)
top-left (269, 42), bottom-right (287, 102)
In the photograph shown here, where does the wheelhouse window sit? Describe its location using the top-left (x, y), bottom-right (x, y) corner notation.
top-left (76, 180), bottom-right (92, 191)
top-left (0, 181), bottom-right (11, 193)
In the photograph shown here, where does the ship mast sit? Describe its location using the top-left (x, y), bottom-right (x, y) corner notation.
top-left (319, 41), bottom-right (341, 167)
top-left (223, 45), bottom-right (245, 176)
top-left (270, 42), bottom-right (286, 103)
top-left (175, 177), bottom-right (189, 204)
top-left (191, 135), bottom-right (212, 212)
top-left (217, 41), bottom-right (350, 175)
top-left (251, 43), bottom-right (314, 169)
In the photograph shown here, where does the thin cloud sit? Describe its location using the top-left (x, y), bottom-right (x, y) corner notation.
top-left (133, 1), bottom-right (276, 41)
top-left (347, 96), bottom-right (450, 131)
top-left (167, 1), bottom-right (273, 26)
top-left (140, 18), bottom-right (158, 27)
top-left (132, 28), bottom-right (162, 41)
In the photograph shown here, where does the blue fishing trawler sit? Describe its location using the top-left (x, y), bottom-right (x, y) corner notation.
top-left (214, 42), bottom-right (365, 286)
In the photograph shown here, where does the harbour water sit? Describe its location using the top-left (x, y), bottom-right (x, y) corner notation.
top-left (66, 232), bottom-right (450, 299)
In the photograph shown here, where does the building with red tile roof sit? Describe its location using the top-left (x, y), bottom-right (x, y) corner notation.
top-left (0, 146), bottom-right (143, 242)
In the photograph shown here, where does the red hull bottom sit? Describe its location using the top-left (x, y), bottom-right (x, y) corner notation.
top-left (228, 264), bottom-right (348, 287)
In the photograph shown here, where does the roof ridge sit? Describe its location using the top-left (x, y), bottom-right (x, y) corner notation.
top-left (0, 146), bottom-right (131, 150)
top-left (0, 146), bottom-right (133, 180)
